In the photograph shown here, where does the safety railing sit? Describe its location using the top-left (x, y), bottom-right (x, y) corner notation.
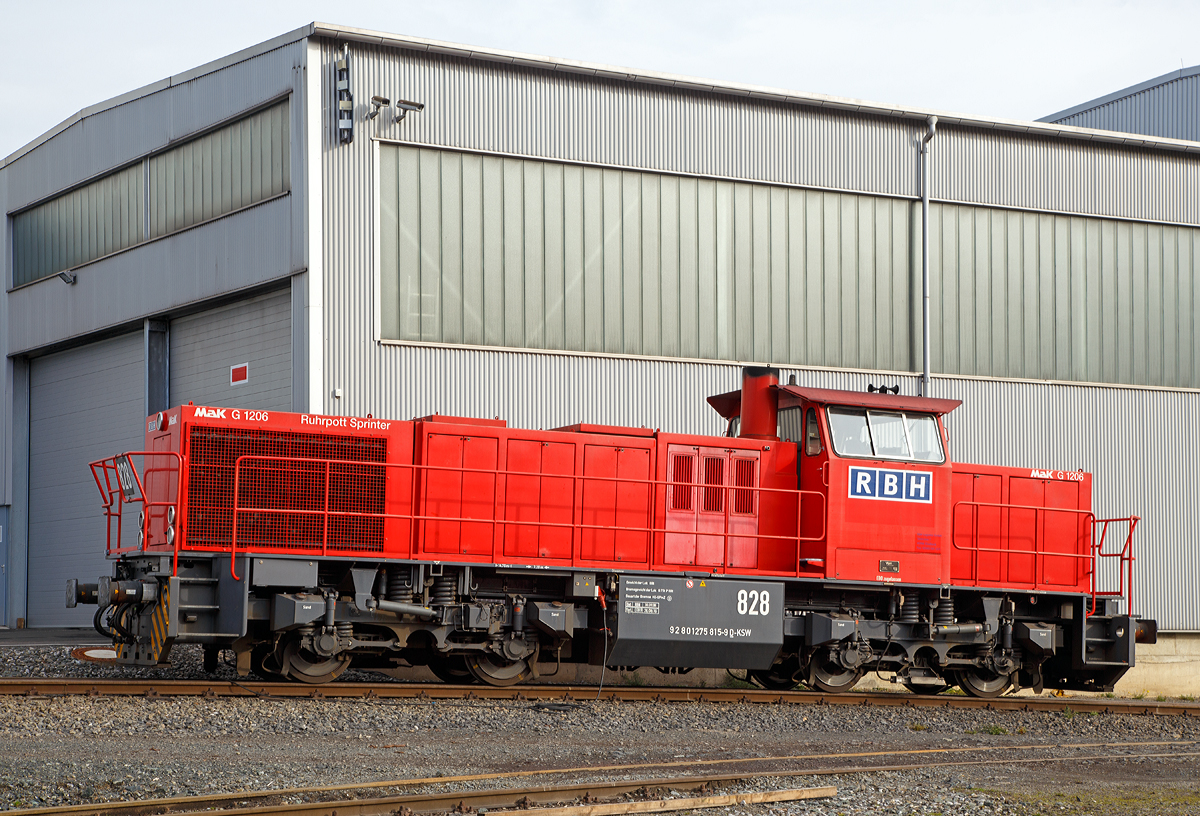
top-left (951, 501), bottom-right (1139, 616)
top-left (226, 454), bottom-right (828, 581)
top-left (89, 451), bottom-right (183, 572)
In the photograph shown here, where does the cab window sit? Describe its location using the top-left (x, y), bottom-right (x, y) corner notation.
top-left (826, 407), bottom-right (944, 463)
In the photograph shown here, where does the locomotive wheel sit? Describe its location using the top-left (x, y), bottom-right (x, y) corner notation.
top-left (279, 638), bottom-right (351, 685)
top-left (807, 651), bottom-right (864, 694)
top-left (465, 653), bottom-right (533, 686)
top-left (953, 667), bottom-right (1011, 698)
top-left (429, 655), bottom-right (479, 685)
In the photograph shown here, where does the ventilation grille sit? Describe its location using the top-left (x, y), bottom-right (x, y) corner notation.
top-left (733, 458), bottom-right (755, 514)
top-left (702, 457), bottom-right (725, 513)
top-left (670, 454), bottom-right (695, 510)
top-left (185, 427), bottom-right (388, 553)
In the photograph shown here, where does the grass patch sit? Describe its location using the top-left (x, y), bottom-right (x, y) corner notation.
top-left (982, 724), bottom-right (1008, 735)
top-left (1156, 694), bottom-right (1168, 702)
top-left (908, 722), bottom-right (928, 732)
top-left (1132, 692), bottom-right (1146, 699)
top-left (1180, 694), bottom-right (1195, 701)
top-left (1016, 726), bottom-right (1026, 735)
top-left (944, 687), bottom-right (966, 695)
top-left (1061, 706), bottom-right (1076, 719)
top-left (622, 672), bottom-right (646, 687)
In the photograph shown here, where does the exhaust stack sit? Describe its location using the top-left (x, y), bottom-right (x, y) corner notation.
top-left (739, 366), bottom-right (780, 440)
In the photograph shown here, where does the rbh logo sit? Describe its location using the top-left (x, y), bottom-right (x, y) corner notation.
top-left (848, 467), bottom-right (933, 503)
top-left (194, 407), bottom-right (227, 419)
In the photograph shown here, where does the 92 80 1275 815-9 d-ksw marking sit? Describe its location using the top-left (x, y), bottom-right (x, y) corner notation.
top-left (68, 366), bottom-right (1155, 695)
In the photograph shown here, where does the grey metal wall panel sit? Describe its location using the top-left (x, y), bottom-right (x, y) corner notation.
top-left (147, 100), bottom-right (291, 239)
top-left (170, 289), bottom-right (292, 410)
top-left (928, 202), bottom-right (1200, 388)
top-left (1043, 70), bottom-right (1200, 143)
top-left (334, 41), bottom-right (1200, 226)
top-left (4, 41), bottom-right (304, 213)
top-left (12, 164), bottom-right (144, 286)
top-left (7, 195), bottom-right (294, 355)
top-left (28, 332), bottom-right (144, 626)
top-left (379, 144), bottom-right (915, 371)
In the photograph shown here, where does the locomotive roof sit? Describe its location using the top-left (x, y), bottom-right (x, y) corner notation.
top-left (706, 384), bottom-right (962, 419)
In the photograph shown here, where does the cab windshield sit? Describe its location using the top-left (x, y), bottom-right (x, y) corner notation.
top-left (826, 407), bottom-right (944, 463)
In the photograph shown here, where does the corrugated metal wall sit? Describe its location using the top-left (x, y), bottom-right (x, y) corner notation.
top-left (336, 41), bottom-right (1200, 226)
top-left (28, 333), bottom-right (145, 626)
top-left (930, 203), bottom-right (1200, 386)
top-left (1043, 69), bottom-right (1200, 143)
top-left (147, 100), bottom-right (291, 239)
top-left (320, 39), bottom-right (1200, 629)
top-left (377, 143), bottom-right (1200, 388)
top-left (380, 144), bottom-right (914, 370)
top-left (11, 164), bottom-right (144, 286)
top-left (170, 288), bottom-right (293, 410)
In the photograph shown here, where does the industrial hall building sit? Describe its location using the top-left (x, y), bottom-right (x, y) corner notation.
top-left (1, 24), bottom-right (1198, 687)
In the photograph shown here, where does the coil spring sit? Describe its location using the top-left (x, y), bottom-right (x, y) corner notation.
top-left (386, 570), bottom-right (414, 603)
top-left (337, 620), bottom-right (353, 640)
top-left (524, 624), bottom-right (539, 644)
top-left (933, 596), bottom-right (955, 626)
top-left (431, 573), bottom-right (456, 606)
top-left (899, 594), bottom-right (921, 623)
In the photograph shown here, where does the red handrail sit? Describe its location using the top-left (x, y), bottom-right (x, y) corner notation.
top-left (227, 453), bottom-right (826, 581)
top-left (88, 451), bottom-right (183, 573)
top-left (952, 500), bottom-right (1139, 616)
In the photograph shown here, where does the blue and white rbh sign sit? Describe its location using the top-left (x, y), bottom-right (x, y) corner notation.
top-left (848, 467), bottom-right (933, 503)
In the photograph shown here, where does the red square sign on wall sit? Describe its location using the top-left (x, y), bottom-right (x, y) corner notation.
top-left (230, 363), bottom-right (249, 385)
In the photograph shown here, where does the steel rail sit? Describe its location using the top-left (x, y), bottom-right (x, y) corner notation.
top-left (1, 678), bottom-right (1196, 716)
top-left (8, 746), bottom-right (1200, 816)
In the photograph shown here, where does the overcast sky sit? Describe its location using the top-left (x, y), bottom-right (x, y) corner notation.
top-left (3, 0), bottom-right (1199, 159)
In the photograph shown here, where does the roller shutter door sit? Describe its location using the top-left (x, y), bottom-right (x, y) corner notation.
top-left (28, 333), bottom-right (145, 626)
top-left (170, 289), bottom-right (292, 411)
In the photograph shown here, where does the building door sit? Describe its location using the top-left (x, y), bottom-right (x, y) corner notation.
top-left (28, 333), bottom-right (145, 626)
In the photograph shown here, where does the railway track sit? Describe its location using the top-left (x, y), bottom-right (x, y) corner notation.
top-left (8, 741), bottom-right (1199, 816)
top-left (1, 677), bottom-right (1196, 716)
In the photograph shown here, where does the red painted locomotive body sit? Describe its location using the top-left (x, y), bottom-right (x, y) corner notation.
top-left (77, 367), bottom-right (1150, 694)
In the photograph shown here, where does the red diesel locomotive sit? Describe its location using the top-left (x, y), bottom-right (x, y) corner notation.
top-left (68, 367), bottom-right (1155, 695)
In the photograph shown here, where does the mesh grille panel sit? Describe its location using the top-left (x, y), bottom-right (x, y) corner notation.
top-left (733, 458), bottom-right (755, 514)
top-left (186, 426), bottom-right (388, 553)
top-left (702, 457), bottom-right (725, 513)
top-left (670, 454), bottom-right (694, 511)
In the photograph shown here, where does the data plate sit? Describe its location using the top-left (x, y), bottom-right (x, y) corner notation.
top-left (606, 575), bottom-right (783, 669)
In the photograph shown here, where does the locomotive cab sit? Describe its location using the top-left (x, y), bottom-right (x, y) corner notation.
top-left (709, 378), bottom-right (961, 586)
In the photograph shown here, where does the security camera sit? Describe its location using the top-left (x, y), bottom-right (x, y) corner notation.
top-left (394, 99), bottom-right (426, 123)
top-left (366, 95), bottom-right (391, 120)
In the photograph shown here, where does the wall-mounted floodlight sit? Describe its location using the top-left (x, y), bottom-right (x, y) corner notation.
top-left (58, 270), bottom-right (77, 285)
top-left (395, 99), bottom-right (426, 124)
top-left (367, 95), bottom-right (390, 120)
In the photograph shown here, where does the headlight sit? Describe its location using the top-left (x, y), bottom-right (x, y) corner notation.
top-left (167, 506), bottom-right (176, 525)
top-left (166, 526), bottom-right (175, 545)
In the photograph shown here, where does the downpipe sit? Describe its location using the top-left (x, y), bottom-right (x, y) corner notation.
top-left (919, 115), bottom-right (937, 397)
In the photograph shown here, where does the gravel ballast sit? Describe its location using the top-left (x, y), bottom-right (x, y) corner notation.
top-left (0, 645), bottom-right (1197, 815)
